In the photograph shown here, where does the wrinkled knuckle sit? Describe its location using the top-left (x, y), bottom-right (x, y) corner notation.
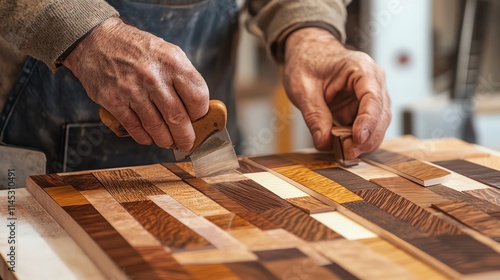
top-left (143, 119), bottom-right (165, 132)
top-left (166, 111), bottom-right (189, 127)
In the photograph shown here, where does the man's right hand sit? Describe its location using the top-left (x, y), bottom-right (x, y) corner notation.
top-left (63, 17), bottom-right (209, 151)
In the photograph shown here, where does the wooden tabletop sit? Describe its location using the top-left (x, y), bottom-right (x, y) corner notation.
top-left (1, 136), bottom-right (500, 280)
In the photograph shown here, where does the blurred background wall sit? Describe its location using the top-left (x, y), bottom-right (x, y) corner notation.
top-left (235, 0), bottom-right (500, 155)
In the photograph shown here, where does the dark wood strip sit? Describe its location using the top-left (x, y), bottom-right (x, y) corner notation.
top-left (248, 154), bottom-right (295, 169)
top-left (92, 169), bottom-right (165, 203)
top-left (184, 264), bottom-right (240, 280)
top-left (314, 168), bottom-right (381, 192)
top-left (237, 161), bottom-right (264, 173)
top-left (211, 180), bottom-right (290, 213)
top-left (408, 235), bottom-right (500, 275)
top-left (434, 159), bottom-right (500, 189)
top-left (121, 200), bottom-right (213, 252)
top-left (260, 206), bottom-right (341, 241)
top-left (428, 184), bottom-right (500, 215)
top-left (360, 149), bottom-right (413, 166)
top-left (286, 196), bottom-right (335, 214)
top-left (30, 173), bottom-right (67, 188)
top-left (432, 201), bottom-right (500, 238)
top-left (62, 173), bottom-right (103, 191)
top-left (465, 188), bottom-right (500, 208)
top-left (63, 204), bottom-right (161, 279)
top-left (256, 248), bottom-right (340, 279)
top-left (323, 263), bottom-right (360, 280)
top-left (186, 178), bottom-right (279, 230)
top-left (343, 201), bottom-right (428, 239)
top-left (163, 162), bottom-right (195, 180)
top-left (135, 247), bottom-right (192, 279)
top-left (205, 213), bottom-right (253, 231)
top-left (356, 188), bottom-right (462, 236)
top-left (225, 262), bottom-right (278, 280)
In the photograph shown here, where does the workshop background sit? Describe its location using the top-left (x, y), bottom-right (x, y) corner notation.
top-left (235, 0), bottom-right (500, 155)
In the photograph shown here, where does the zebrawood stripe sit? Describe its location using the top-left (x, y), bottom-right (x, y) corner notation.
top-left (212, 180), bottom-right (290, 213)
top-left (260, 206), bottom-right (341, 241)
top-left (428, 185), bottom-right (500, 215)
top-left (121, 200), bottom-right (213, 252)
top-left (356, 188), bottom-right (462, 236)
top-left (408, 235), bottom-right (500, 275)
top-left (286, 196), bottom-right (335, 214)
top-left (390, 160), bottom-right (451, 182)
top-left (63, 204), bottom-right (161, 279)
top-left (343, 201), bottom-right (428, 239)
top-left (314, 168), bottom-right (381, 192)
top-left (434, 160), bottom-right (500, 190)
top-left (92, 169), bottom-right (165, 203)
top-left (44, 185), bottom-right (90, 207)
top-left (274, 165), bottom-right (362, 204)
top-left (432, 201), bottom-right (500, 238)
top-left (361, 149), bottom-right (414, 165)
top-left (186, 178), bottom-right (279, 230)
top-left (370, 177), bottom-right (452, 209)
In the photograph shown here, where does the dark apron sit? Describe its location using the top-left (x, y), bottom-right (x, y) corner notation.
top-left (0, 0), bottom-right (239, 173)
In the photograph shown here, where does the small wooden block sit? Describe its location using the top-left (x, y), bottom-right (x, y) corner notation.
top-left (331, 126), bottom-right (360, 167)
top-left (286, 196), bottom-right (335, 214)
top-left (44, 185), bottom-right (90, 207)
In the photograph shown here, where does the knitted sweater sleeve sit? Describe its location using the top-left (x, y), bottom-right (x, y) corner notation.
top-left (0, 0), bottom-right (118, 70)
top-left (247, 0), bottom-right (350, 63)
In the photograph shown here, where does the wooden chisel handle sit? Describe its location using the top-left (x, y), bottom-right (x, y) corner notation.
top-left (99, 100), bottom-right (227, 151)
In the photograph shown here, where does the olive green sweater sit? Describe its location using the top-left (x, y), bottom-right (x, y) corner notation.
top-left (0, 0), bottom-right (348, 108)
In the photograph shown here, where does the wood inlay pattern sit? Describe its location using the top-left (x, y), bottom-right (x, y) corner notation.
top-left (62, 173), bottom-right (103, 191)
top-left (92, 169), bottom-right (165, 203)
top-left (356, 188), bottom-right (462, 236)
top-left (361, 149), bottom-right (451, 186)
top-left (370, 177), bottom-right (452, 209)
top-left (212, 180), bottom-right (290, 213)
top-left (30, 173), bottom-right (67, 188)
top-left (432, 201), bottom-right (500, 238)
top-left (44, 185), bottom-right (90, 207)
top-left (286, 196), bottom-right (335, 214)
top-left (121, 200), bottom-right (213, 252)
top-left (343, 201), bottom-right (428, 239)
top-left (434, 159), bottom-right (500, 189)
top-left (274, 165), bottom-right (362, 204)
top-left (428, 185), bottom-right (500, 215)
top-left (408, 235), bottom-right (500, 275)
top-left (314, 167), bottom-right (381, 192)
top-left (260, 206), bottom-right (341, 241)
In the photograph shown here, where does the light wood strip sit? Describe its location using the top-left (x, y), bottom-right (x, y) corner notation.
top-left (436, 164), bottom-right (491, 191)
top-left (273, 165), bottom-right (362, 204)
top-left (228, 228), bottom-right (291, 251)
top-left (131, 163), bottom-right (180, 182)
top-left (358, 237), bottom-right (448, 280)
top-left (80, 188), bottom-right (161, 247)
top-left (312, 239), bottom-right (416, 279)
top-left (432, 201), bottom-right (500, 237)
top-left (370, 177), bottom-right (452, 209)
top-left (172, 249), bottom-right (257, 265)
top-left (205, 213), bottom-right (254, 231)
top-left (44, 185), bottom-right (90, 207)
top-left (341, 161), bottom-right (397, 180)
top-left (311, 212), bottom-right (376, 240)
top-left (184, 264), bottom-right (240, 280)
top-left (149, 195), bottom-right (246, 250)
top-left (468, 155), bottom-right (500, 172)
top-left (92, 169), bottom-right (165, 203)
top-left (286, 196), bottom-right (335, 214)
top-left (244, 172), bottom-right (309, 199)
top-left (176, 162), bottom-right (196, 177)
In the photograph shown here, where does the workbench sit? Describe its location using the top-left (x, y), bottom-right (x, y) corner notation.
top-left (1, 136), bottom-right (500, 279)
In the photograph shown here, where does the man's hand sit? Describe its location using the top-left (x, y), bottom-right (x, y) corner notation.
top-left (64, 17), bottom-right (209, 151)
top-left (283, 27), bottom-right (391, 158)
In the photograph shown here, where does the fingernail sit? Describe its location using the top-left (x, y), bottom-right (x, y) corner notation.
top-left (360, 128), bottom-right (370, 144)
